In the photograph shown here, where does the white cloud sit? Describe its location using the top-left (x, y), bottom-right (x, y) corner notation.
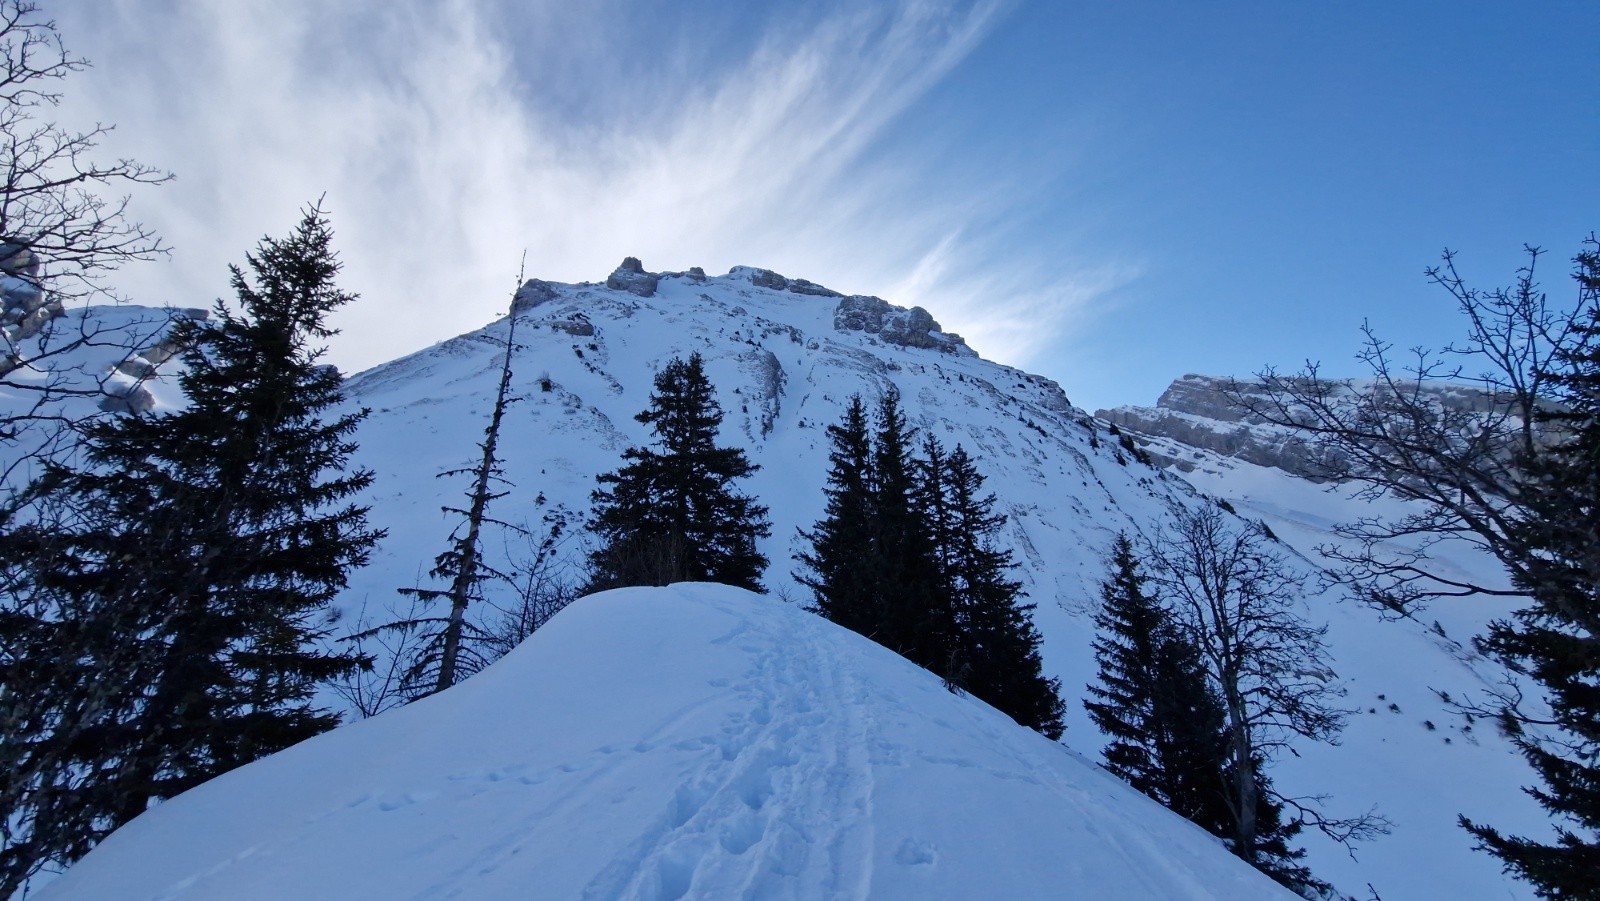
top-left (54, 0), bottom-right (1122, 373)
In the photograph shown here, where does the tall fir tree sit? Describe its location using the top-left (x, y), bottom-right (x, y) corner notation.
top-left (800, 400), bottom-right (1062, 740)
top-left (1085, 534), bottom-right (1319, 893)
top-left (587, 353), bottom-right (770, 592)
top-left (1086, 533), bottom-right (1229, 825)
top-left (938, 445), bottom-right (1064, 739)
top-left (0, 206), bottom-right (380, 891)
top-left (915, 434), bottom-right (959, 681)
top-left (799, 392), bottom-right (939, 656)
top-left (795, 395), bottom-right (879, 636)
top-left (1462, 238), bottom-right (1600, 896)
top-left (864, 390), bottom-right (941, 661)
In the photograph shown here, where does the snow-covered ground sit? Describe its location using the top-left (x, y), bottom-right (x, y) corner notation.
top-left (36, 584), bottom-right (1289, 901)
top-left (1, 264), bottom-right (1556, 898)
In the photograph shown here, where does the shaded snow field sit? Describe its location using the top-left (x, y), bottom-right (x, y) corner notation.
top-left (40, 585), bottom-right (1287, 900)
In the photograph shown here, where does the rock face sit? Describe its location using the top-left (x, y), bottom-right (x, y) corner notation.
top-left (511, 279), bottom-right (560, 313)
top-left (0, 242), bottom-right (62, 362)
top-left (832, 294), bottom-right (973, 356)
top-left (1096, 375), bottom-right (1336, 477)
top-left (1096, 373), bottom-right (1525, 480)
top-left (604, 257), bottom-right (660, 297)
top-left (97, 308), bottom-right (211, 415)
top-left (728, 266), bottom-right (844, 298)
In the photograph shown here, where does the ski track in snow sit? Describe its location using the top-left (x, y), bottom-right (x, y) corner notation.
top-left (574, 594), bottom-right (878, 901)
top-left (37, 586), bottom-right (1291, 901)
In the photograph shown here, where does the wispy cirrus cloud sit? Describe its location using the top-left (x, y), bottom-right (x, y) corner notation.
top-left (56, 0), bottom-right (1123, 373)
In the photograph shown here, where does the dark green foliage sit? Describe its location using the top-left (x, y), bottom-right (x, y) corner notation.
top-left (795, 396), bottom-right (878, 636)
top-left (937, 445), bottom-right (1064, 739)
top-left (1244, 769), bottom-right (1322, 895)
top-left (799, 394), bottom-right (1063, 739)
top-left (587, 353), bottom-right (770, 592)
top-left (798, 392), bottom-right (937, 657)
top-left (1085, 534), bottom-right (1231, 831)
top-left (858, 392), bottom-right (941, 660)
top-left (1085, 533), bottom-right (1326, 895)
top-left (1462, 238), bottom-right (1600, 898)
top-left (0, 207), bottom-right (379, 891)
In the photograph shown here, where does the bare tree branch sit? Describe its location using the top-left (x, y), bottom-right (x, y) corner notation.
top-left (1228, 243), bottom-right (1599, 616)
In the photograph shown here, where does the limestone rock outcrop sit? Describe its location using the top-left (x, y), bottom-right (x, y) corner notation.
top-left (605, 257), bottom-right (660, 298)
top-left (832, 294), bottom-right (973, 355)
top-left (1095, 375), bottom-right (1333, 477)
top-left (0, 242), bottom-right (61, 356)
top-left (512, 279), bottom-right (560, 313)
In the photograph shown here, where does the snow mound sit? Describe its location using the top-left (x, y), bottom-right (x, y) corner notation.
top-left (41, 585), bottom-right (1285, 900)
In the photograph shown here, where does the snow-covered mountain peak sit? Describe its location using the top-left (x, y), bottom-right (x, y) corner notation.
top-left (3, 263), bottom-right (1553, 899)
top-left (515, 258), bottom-right (979, 361)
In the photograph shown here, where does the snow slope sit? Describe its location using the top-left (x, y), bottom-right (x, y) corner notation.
top-left (37, 584), bottom-right (1289, 901)
top-left (2, 263), bottom-right (1553, 898)
top-left (323, 264), bottom-right (1547, 898)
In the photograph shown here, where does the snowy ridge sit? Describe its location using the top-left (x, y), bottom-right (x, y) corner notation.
top-left (2, 263), bottom-right (1552, 898)
top-left (37, 585), bottom-right (1288, 901)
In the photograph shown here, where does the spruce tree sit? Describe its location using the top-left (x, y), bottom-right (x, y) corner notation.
top-left (864, 390), bottom-right (941, 660)
top-left (800, 409), bottom-right (1063, 740)
top-left (939, 445), bottom-right (1064, 738)
top-left (796, 395), bottom-right (879, 635)
top-left (1462, 239), bottom-right (1600, 896)
top-left (1245, 769), bottom-right (1320, 895)
top-left (1086, 534), bottom-right (1229, 825)
top-left (1085, 533), bottom-right (1321, 894)
top-left (915, 434), bottom-right (959, 682)
top-left (800, 394), bottom-right (938, 662)
top-left (587, 353), bottom-right (769, 591)
top-left (0, 206), bottom-right (379, 889)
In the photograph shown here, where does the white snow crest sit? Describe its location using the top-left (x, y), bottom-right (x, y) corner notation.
top-left (39, 585), bottom-right (1287, 900)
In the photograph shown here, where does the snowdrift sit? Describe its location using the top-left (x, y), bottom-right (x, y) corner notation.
top-left (40, 585), bottom-right (1286, 900)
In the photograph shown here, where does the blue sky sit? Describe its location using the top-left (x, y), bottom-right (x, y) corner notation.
top-left (57, 1), bottom-right (1597, 411)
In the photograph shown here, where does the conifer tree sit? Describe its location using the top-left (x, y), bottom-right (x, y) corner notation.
top-left (915, 434), bottom-right (958, 682)
top-left (1086, 534), bottom-right (1230, 826)
top-left (0, 206), bottom-right (379, 890)
top-left (864, 390), bottom-right (941, 660)
top-left (587, 353), bottom-right (769, 591)
top-left (939, 445), bottom-right (1064, 738)
top-left (800, 404), bottom-right (1062, 739)
top-left (1462, 238), bottom-right (1600, 896)
top-left (796, 395), bottom-right (878, 635)
top-left (800, 394), bottom-right (935, 660)
top-left (1085, 532), bottom-right (1322, 893)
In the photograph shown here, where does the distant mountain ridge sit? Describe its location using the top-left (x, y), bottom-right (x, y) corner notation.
top-left (1095, 372), bottom-right (1519, 482)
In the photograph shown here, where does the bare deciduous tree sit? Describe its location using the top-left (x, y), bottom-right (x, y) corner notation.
top-left (485, 505), bottom-right (579, 655)
top-left (1145, 504), bottom-right (1385, 866)
top-left (1229, 245), bottom-right (1597, 617)
top-left (0, 0), bottom-right (171, 492)
top-left (0, 0), bottom-right (168, 303)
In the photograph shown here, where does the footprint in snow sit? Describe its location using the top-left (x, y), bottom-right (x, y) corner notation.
top-left (895, 838), bottom-right (938, 867)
